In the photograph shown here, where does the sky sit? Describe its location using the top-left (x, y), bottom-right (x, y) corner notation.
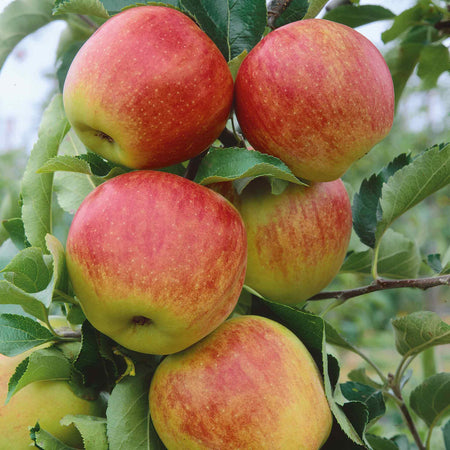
top-left (0, 0), bottom-right (444, 153)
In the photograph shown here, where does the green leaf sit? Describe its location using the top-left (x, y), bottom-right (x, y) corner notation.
top-left (0, 281), bottom-right (50, 322)
top-left (66, 305), bottom-right (86, 325)
top-left (6, 347), bottom-right (71, 402)
top-left (340, 381), bottom-right (385, 422)
top-left (1, 247), bottom-right (51, 293)
top-left (391, 434), bottom-right (415, 450)
top-left (353, 144), bottom-right (449, 250)
top-left (352, 153), bottom-right (412, 248)
top-left (180, 0), bottom-right (267, 60)
top-left (38, 155), bottom-right (92, 175)
top-left (0, 0), bottom-right (55, 69)
top-left (56, 41), bottom-right (85, 91)
top-left (52, 132), bottom-right (128, 213)
top-left (340, 250), bottom-right (372, 274)
top-left (253, 298), bottom-right (366, 446)
top-left (322, 401), bottom-right (368, 449)
top-left (392, 311), bottom-right (450, 357)
top-left (270, 0), bottom-right (309, 28)
top-left (426, 253), bottom-right (450, 275)
top-left (60, 415), bottom-right (108, 450)
top-left (348, 368), bottom-right (383, 390)
top-left (102, 0), bottom-right (141, 14)
top-left (54, 131), bottom-right (103, 213)
top-left (426, 253), bottom-right (444, 274)
top-left (325, 322), bottom-right (383, 389)
top-left (106, 366), bottom-right (165, 449)
top-left (73, 321), bottom-right (120, 393)
top-left (323, 5), bottom-right (395, 28)
top-left (77, 152), bottom-right (114, 176)
top-left (324, 320), bottom-right (357, 352)
top-left (341, 229), bottom-right (421, 279)
top-left (2, 218), bottom-right (28, 250)
top-left (375, 143), bottom-right (450, 245)
top-left (53, 0), bottom-right (110, 18)
top-left (365, 434), bottom-right (399, 450)
top-left (55, 172), bottom-right (99, 214)
top-left (0, 314), bottom-right (54, 356)
top-left (30, 423), bottom-right (77, 450)
top-left (443, 419), bottom-right (450, 450)
top-left (21, 95), bottom-right (71, 251)
top-left (382, 3), bottom-right (428, 43)
top-left (417, 44), bottom-right (450, 90)
top-left (46, 234), bottom-right (68, 294)
top-left (228, 49), bottom-right (247, 81)
top-left (385, 42), bottom-right (423, 107)
top-left (194, 147), bottom-right (306, 189)
top-left (410, 372), bottom-right (450, 427)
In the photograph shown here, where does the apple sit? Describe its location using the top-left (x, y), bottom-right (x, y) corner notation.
top-left (149, 315), bottom-right (332, 449)
top-left (0, 353), bottom-right (104, 449)
top-left (237, 178), bottom-right (352, 304)
top-left (63, 5), bottom-right (233, 169)
top-left (234, 18), bottom-right (394, 182)
top-left (65, 170), bottom-right (247, 355)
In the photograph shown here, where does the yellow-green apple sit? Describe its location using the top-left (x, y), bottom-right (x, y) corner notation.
top-left (65, 171), bottom-right (247, 355)
top-left (237, 178), bottom-right (352, 304)
top-left (63, 5), bottom-right (233, 169)
top-left (234, 19), bottom-right (394, 182)
top-left (149, 315), bottom-right (332, 449)
top-left (0, 353), bottom-right (104, 449)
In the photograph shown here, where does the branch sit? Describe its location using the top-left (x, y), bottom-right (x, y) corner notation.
top-left (267, 0), bottom-right (294, 29)
top-left (308, 274), bottom-right (450, 301)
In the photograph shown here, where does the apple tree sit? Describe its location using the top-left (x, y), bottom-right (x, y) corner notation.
top-left (0, 0), bottom-right (449, 449)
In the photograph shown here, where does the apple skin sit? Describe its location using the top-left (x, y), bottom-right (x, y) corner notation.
top-left (65, 171), bottom-right (247, 355)
top-left (63, 6), bottom-right (233, 169)
top-left (237, 178), bottom-right (352, 304)
top-left (234, 19), bottom-right (394, 182)
top-left (0, 353), bottom-right (104, 449)
top-left (149, 315), bottom-right (332, 449)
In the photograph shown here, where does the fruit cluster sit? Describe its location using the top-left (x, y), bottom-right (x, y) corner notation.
top-left (1, 5), bottom-right (394, 449)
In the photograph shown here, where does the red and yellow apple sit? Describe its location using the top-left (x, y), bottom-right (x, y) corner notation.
top-left (65, 171), bottom-right (247, 355)
top-left (237, 178), bottom-right (352, 304)
top-left (149, 315), bottom-right (332, 449)
top-left (63, 6), bottom-right (233, 169)
top-left (0, 353), bottom-right (104, 449)
top-left (235, 18), bottom-right (394, 182)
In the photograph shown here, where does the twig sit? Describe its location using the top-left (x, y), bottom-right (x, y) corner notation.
top-left (183, 150), bottom-right (208, 181)
top-left (76, 14), bottom-right (99, 31)
top-left (56, 329), bottom-right (82, 339)
top-left (267, 0), bottom-right (294, 29)
top-left (308, 275), bottom-right (450, 302)
top-left (388, 374), bottom-right (426, 450)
